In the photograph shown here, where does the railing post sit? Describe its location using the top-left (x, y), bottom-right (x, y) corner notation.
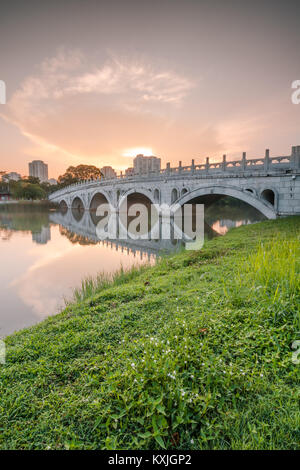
top-left (264, 149), bottom-right (270, 172)
top-left (191, 159), bottom-right (195, 174)
top-left (292, 146), bottom-right (300, 169)
top-left (242, 152), bottom-right (246, 171)
top-left (166, 162), bottom-right (170, 175)
top-left (205, 157), bottom-right (210, 174)
top-left (222, 154), bottom-right (226, 171)
top-left (179, 161), bottom-right (182, 174)
top-left (297, 146), bottom-right (300, 169)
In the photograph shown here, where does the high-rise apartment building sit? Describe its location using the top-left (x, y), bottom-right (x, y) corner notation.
top-left (125, 167), bottom-right (134, 177)
top-left (100, 166), bottom-right (117, 179)
top-left (32, 226), bottom-right (51, 245)
top-left (133, 154), bottom-right (161, 175)
top-left (28, 160), bottom-right (48, 182)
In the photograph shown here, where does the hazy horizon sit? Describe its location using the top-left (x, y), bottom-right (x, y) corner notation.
top-left (1, 0), bottom-right (300, 178)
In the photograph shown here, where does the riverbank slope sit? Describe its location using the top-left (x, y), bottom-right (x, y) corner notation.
top-left (0, 217), bottom-right (299, 450)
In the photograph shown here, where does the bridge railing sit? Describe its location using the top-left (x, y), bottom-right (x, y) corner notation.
top-left (49, 145), bottom-right (300, 199)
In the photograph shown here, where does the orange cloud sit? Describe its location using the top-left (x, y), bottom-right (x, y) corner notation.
top-left (2, 49), bottom-right (199, 174)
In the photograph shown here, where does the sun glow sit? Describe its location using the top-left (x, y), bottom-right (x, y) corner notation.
top-left (122, 147), bottom-right (154, 157)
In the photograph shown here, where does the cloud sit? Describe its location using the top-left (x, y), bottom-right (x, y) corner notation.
top-left (67, 59), bottom-right (193, 104)
top-left (1, 49), bottom-right (196, 172)
top-left (6, 49), bottom-right (193, 109)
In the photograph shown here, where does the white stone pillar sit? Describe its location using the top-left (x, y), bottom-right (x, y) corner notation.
top-left (264, 149), bottom-right (270, 172)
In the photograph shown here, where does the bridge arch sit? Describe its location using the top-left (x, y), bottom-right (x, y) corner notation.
top-left (171, 187), bottom-right (179, 204)
top-left (171, 185), bottom-right (277, 219)
top-left (118, 187), bottom-right (155, 209)
top-left (260, 187), bottom-right (277, 209)
top-left (71, 196), bottom-right (84, 210)
top-left (181, 188), bottom-right (188, 197)
top-left (89, 189), bottom-right (112, 211)
top-left (154, 188), bottom-right (160, 203)
top-left (71, 196), bottom-right (84, 222)
top-left (58, 199), bottom-right (68, 214)
top-left (244, 187), bottom-right (257, 196)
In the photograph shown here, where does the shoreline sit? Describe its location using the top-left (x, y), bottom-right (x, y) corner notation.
top-left (0, 200), bottom-right (57, 210)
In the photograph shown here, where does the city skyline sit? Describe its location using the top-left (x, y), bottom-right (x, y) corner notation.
top-left (0, 0), bottom-right (300, 178)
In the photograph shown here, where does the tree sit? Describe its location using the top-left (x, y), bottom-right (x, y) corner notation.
top-left (11, 182), bottom-right (46, 200)
top-left (22, 176), bottom-right (40, 185)
top-left (58, 165), bottom-right (103, 185)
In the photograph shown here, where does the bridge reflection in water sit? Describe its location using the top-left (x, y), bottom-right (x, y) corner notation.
top-left (50, 208), bottom-right (184, 260)
top-left (49, 199), bottom-right (265, 258)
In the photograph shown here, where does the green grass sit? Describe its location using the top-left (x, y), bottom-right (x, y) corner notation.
top-left (0, 217), bottom-right (299, 450)
top-left (71, 265), bottom-right (149, 304)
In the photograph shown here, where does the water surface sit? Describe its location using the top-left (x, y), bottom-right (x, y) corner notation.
top-left (0, 201), bottom-right (264, 337)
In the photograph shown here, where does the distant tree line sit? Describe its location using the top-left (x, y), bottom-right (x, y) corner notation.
top-left (0, 177), bottom-right (49, 200)
top-left (0, 165), bottom-right (103, 200)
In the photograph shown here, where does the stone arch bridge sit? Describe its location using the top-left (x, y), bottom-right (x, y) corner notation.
top-left (49, 146), bottom-right (300, 219)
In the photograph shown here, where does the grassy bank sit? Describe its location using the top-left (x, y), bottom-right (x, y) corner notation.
top-left (0, 217), bottom-right (299, 450)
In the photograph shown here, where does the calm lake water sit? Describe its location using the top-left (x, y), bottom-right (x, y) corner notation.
top-left (0, 201), bottom-right (264, 337)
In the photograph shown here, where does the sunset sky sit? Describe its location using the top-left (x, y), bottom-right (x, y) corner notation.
top-left (0, 0), bottom-right (299, 178)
